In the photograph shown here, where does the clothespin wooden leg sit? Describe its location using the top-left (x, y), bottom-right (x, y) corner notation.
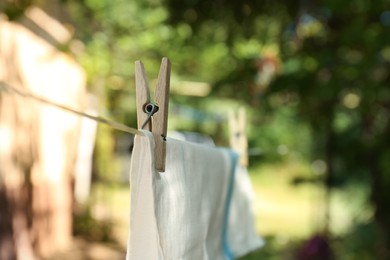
top-left (135, 61), bottom-right (152, 131)
top-left (229, 106), bottom-right (248, 167)
top-left (238, 107), bottom-right (248, 167)
top-left (153, 58), bottom-right (170, 172)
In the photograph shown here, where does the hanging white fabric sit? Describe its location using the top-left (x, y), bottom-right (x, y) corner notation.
top-left (127, 130), bottom-right (263, 260)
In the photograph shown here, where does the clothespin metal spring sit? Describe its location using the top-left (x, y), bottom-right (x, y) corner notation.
top-left (141, 103), bottom-right (159, 130)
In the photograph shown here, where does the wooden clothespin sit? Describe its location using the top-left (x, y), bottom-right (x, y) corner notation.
top-left (228, 107), bottom-right (248, 167)
top-left (135, 57), bottom-right (171, 172)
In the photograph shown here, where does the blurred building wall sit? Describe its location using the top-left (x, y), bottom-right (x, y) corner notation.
top-left (0, 7), bottom-right (86, 259)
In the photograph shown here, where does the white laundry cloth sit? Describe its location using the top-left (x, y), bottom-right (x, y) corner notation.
top-left (127, 131), bottom-right (263, 260)
top-left (228, 165), bottom-right (264, 256)
top-left (168, 131), bottom-right (215, 146)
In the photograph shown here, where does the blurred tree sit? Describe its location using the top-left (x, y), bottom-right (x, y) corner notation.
top-left (163, 0), bottom-right (390, 256)
top-left (272, 3), bottom-right (390, 258)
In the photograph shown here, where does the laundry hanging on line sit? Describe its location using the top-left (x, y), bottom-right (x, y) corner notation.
top-left (1, 68), bottom-right (264, 259)
top-left (127, 130), bottom-right (263, 260)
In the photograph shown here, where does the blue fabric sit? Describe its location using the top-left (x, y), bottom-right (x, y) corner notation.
top-left (222, 150), bottom-right (239, 260)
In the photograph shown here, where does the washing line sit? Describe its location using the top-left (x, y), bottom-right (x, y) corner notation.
top-left (0, 82), bottom-right (143, 136)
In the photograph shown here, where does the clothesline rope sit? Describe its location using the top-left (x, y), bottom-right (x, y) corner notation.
top-left (0, 82), bottom-right (144, 136)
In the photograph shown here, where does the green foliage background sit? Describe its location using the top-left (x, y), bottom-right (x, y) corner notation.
top-left (3, 0), bottom-right (390, 258)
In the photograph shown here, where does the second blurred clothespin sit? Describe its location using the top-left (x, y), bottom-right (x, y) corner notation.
top-left (135, 57), bottom-right (171, 172)
top-left (229, 107), bottom-right (248, 167)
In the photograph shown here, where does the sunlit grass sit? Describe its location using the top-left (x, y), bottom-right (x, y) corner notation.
top-left (249, 160), bottom-right (318, 239)
top-left (249, 159), bottom-right (370, 240)
top-left (89, 182), bottom-right (130, 247)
